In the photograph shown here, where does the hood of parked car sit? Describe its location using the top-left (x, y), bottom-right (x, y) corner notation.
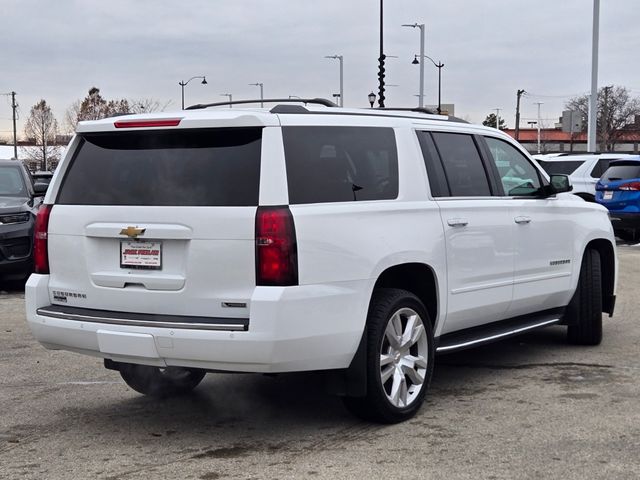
top-left (0, 195), bottom-right (32, 212)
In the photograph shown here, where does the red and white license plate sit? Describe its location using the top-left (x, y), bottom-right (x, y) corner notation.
top-left (120, 240), bottom-right (162, 269)
top-left (603, 191), bottom-right (613, 200)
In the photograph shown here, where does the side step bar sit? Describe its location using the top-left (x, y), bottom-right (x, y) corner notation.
top-left (436, 309), bottom-right (564, 354)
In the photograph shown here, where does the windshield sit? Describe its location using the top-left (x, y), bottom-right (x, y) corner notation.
top-left (537, 160), bottom-right (582, 175)
top-left (0, 166), bottom-right (27, 197)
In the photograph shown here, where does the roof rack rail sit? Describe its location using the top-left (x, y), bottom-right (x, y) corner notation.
top-left (186, 98), bottom-right (337, 110)
top-left (375, 107), bottom-right (469, 123)
top-left (377, 107), bottom-right (438, 115)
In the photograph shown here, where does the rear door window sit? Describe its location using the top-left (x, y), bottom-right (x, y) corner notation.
top-left (282, 126), bottom-right (398, 204)
top-left (57, 128), bottom-right (262, 206)
top-left (431, 132), bottom-right (491, 197)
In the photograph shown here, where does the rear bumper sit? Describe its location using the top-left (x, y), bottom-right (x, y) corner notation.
top-left (25, 274), bottom-right (371, 373)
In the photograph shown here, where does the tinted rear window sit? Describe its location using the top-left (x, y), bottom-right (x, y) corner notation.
top-left (602, 164), bottom-right (640, 182)
top-left (57, 128), bottom-right (262, 206)
top-left (537, 160), bottom-right (582, 175)
top-left (282, 126), bottom-right (398, 204)
top-left (431, 132), bottom-right (491, 197)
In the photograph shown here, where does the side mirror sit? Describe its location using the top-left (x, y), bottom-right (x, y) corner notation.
top-left (34, 182), bottom-right (49, 195)
top-left (550, 174), bottom-right (573, 194)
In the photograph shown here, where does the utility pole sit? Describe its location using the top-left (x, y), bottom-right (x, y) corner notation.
top-left (494, 108), bottom-right (502, 130)
top-left (602, 85), bottom-right (612, 151)
top-left (534, 102), bottom-right (544, 154)
top-left (515, 89), bottom-right (525, 141)
top-left (587, 0), bottom-right (600, 152)
top-left (11, 92), bottom-right (18, 159)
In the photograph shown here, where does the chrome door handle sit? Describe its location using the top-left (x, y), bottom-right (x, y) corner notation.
top-left (447, 218), bottom-right (469, 227)
top-left (514, 216), bottom-right (532, 224)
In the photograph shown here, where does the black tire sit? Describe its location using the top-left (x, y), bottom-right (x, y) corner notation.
top-left (343, 288), bottom-right (434, 423)
top-left (118, 363), bottom-right (206, 397)
top-left (566, 249), bottom-right (603, 345)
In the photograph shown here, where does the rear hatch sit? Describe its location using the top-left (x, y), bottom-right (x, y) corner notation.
top-left (46, 122), bottom-right (265, 319)
top-left (596, 161), bottom-right (640, 212)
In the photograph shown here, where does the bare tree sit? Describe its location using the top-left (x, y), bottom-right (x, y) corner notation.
top-left (566, 86), bottom-right (640, 151)
top-left (129, 98), bottom-right (172, 114)
top-left (23, 99), bottom-right (60, 171)
top-left (64, 88), bottom-right (171, 132)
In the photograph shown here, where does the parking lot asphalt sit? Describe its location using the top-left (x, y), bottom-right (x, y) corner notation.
top-left (1, 246), bottom-right (639, 480)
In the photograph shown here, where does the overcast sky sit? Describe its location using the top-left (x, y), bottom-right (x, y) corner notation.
top-left (2, 0), bottom-right (640, 139)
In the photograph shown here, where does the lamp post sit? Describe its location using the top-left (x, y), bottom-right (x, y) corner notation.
top-left (413, 54), bottom-right (444, 114)
top-left (368, 92), bottom-right (376, 108)
top-left (402, 23), bottom-right (425, 108)
top-left (178, 76), bottom-right (207, 110)
top-left (588, 0), bottom-right (600, 152)
top-left (494, 108), bottom-right (502, 130)
top-left (220, 93), bottom-right (233, 108)
top-left (249, 83), bottom-right (264, 107)
top-left (325, 55), bottom-right (344, 107)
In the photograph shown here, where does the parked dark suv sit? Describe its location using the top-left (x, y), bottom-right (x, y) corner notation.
top-left (0, 159), bottom-right (47, 281)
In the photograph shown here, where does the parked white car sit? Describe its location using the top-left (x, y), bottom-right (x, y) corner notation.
top-left (533, 153), bottom-right (640, 202)
top-left (25, 100), bottom-right (617, 423)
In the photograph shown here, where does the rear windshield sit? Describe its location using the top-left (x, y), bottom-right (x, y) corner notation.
top-left (57, 128), bottom-right (262, 206)
top-left (602, 164), bottom-right (640, 182)
top-left (537, 160), bottom-right (582, 175)
top-left (283, 126), bottom-right (398, 204)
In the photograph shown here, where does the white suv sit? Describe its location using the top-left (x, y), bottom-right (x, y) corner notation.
top-left (25, 100), bottom-right (617, 423)
top-left (534, 153), bottom-right (640, 202)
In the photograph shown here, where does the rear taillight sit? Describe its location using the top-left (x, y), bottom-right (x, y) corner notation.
top-left (619, 181), bottom-right (640, 191)
top-left (33, 204), bottom-right (52, 274)
top-left (255, 206), bottom-right (298, 286)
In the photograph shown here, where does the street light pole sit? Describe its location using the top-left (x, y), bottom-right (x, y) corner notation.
top-left (377, 0), bottom-right (386, 107)
top-left (178, 76), bottom-right (207, 110)
top-left (495, 108), bottom-right (502, 130)
top-left (588, 0), bottom-right (600, 152)
top-left (412, 54), bottom-right (443, 114)
top-left (402, 23), bottom-right (425, 108)
top-left (249, 83), bottom-right (264, 107)
top-left (325, 55), bottom-right (344, 107)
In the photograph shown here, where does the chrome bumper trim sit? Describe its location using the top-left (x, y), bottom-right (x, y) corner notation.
top-left (36, 307), bottom-right (248, 331)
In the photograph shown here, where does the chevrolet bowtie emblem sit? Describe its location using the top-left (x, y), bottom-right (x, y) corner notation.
top-left (119, 226), bottom-right (146, 239)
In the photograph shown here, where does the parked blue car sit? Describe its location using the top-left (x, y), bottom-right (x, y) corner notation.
top-left (596, 158), bottom-right (640, 242)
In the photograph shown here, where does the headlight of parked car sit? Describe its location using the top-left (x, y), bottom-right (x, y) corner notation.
top-left (0, 213), bottom-right (31, 225)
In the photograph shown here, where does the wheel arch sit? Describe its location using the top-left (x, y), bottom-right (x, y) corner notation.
top-left (372, 263), bottom-right (439, 330)
top-left (585, 238), bottom-right (616, 315)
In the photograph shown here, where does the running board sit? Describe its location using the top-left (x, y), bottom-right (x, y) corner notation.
top-left (435, 309), bottom-right (564, 354)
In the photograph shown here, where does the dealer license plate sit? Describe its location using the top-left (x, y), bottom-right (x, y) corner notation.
top-left (120, 240), bottom-right (162, 270)
top-left (603, 191), bottom-right (613, 200)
